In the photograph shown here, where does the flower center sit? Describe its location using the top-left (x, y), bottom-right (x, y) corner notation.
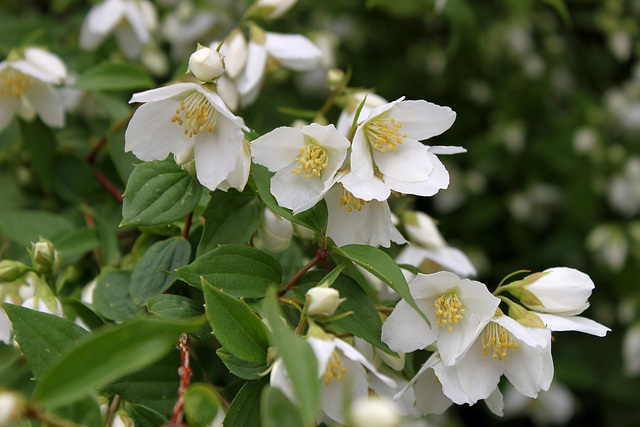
top-left (433, 293), bottom-right (465, 331)
top-left (481, 322), bottom-right (518, 361)
top-left (365, 117), bottom-right (408, 153)
top-left (171, 91), bottom-right (217, 138)
top-left (0, 67), bottom-right (34, 97)
top-left (339, 186), bottom-right (367, 212)
top-left (323, 350), bottom-right (347, 386)
top-left (291, 144), bottom-right (328, 179)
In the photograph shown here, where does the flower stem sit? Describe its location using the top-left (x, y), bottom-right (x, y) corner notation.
top-left (280, 240), bottom-right (330, 296)
top-left (182, 212), bottom-right (193, 239)
top-left (166, 334), bottom-right (192, 427)
top-left (104, 394), bottom-right (120, 427)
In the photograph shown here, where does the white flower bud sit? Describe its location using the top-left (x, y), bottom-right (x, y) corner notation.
top-left (32, 238), bottom-right (60, 276)
top-left (520, 267), bottom-right (594, 316)
top-left (188, 47), bottom-right (225, 82)
top-left (258, 209), bottom-right (293, 253)
top-left (350, 395), bottom-right (401, 427)
top-left (305, 287), bottom-right (343, 317)
top-left (0, 392), bottom-right (26, 426)
top-left (402, 211), bottom-right (446, 249)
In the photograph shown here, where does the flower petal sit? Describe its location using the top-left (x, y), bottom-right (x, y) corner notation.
top-left (114, 25), bottom-right (144, 60)
top-left (122, 1), bottom-right (152, 45)
top-left (534, 313), bottom-right (610, 337)
top-left (197, 86), bottom-right (248, 131)
top-left (372, 138), bottom-right (433, 183)
top-left (388, 100), bottom-right (456, 141)
top-left (351, 127), bottom-right (375, 181)
top-left (24, 81), bottom-right (64, 128)
top-left (124, 97), bottom-right (192, 161)
top-left (381, 299), bottom-right (435, 353)
top-left (129, 82), bottom-right (197, 104)
top-left (236, 41), bottom-right (267, 97)
top-left (339, 171), bottom-right (390, 202)
top-left (23, 48), bottom-right (66, 83)
top-left (220, 30), bottom-right (248, 79)
top-left (251, 126), bottom-right (306, 171)
top-left (271, 166), bottom-right (325, 212)
top-left (87, 0), bottom-right (126, 36)
top-left (413, 368), bottom-right (453, 415)
top-left (334, 338), bottom-right (396, 388)
top-left (0, 96), bottom-right (21, 131)
top-left (265, 33), bottom-right (322, 71)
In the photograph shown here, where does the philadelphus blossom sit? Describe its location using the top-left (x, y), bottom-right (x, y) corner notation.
top-left (0, 47), bottom-right (67, 132)
top-left (350, 97), bottom-right (462, 199)
top-left (79, 0), bottom-right (157, 60)
top-left (396, 211), bottom-right (477, 278)
top-left (270, 335), bottom-right (396, 424)
top-left (211, 27), bottom-right (322, 109)
top-left (251, 123), bottom-right (349, 213)
top-left (257, 208), bottom-right (293, 252)
top-left (382, 271), bottom-right (500, 366)
top-left (432, 315), bottom-right (553, 405)
top-left (125, 70), bottom-right (250, 192)
top-left (305, 286), bottom-right (344, 317)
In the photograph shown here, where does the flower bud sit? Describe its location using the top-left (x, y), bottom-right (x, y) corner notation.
top-left (513, 267), bottom-right (594, 316)
top-left (0, 391), bottom-right (27, 426)
top-left (305, 286), bottom-right (343, 317)
top-left (188, 46), bottom-right (225, 82)
top-left (350, 395), bottom-right (401, 427)
top-left (0, 261), bottom-right (29, 282)
top-left (112, 410), bottom-right (134, 427)
top-left (258, 208), bottom-right (293, 253)
top-left (32, 238), bottom-right (59, 277)
top-left (327, 68), bottom-right (344, 89)
top-left (402, 211), bottom-right (446, 249)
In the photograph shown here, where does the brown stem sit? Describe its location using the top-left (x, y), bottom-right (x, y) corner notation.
top-left (165, 334), bottom-right (192, 427)
top-left (85, 135), bottom-right (107, 164)
top-left (182, 212), bottom-right (193, 239)
top-left (104, 394), bottom-right (120, 427)
top-left (279, 246), bottom-right (330, 297)
top-left (93, 169), bottom-right (123, 203)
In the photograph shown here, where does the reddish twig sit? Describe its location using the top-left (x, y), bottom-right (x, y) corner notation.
top-left (164, 334), bottom-right (192, 427)
top-left (85, 135), bottom-right (108, 164)
top-left (279, 246), bottom-right (330, 297)
top-left (92, 169), bottom-right (123, 203)
top-left (182, 212), bottom-right (193, 239)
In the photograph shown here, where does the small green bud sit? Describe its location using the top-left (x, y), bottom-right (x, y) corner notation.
top-left (31, 238), bottom-right (60, 277)
top-left (508, 302), bottom-right (546, 328)
top-left (0, 261), bottom-right (29, 282)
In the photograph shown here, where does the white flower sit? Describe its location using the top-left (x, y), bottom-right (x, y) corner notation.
top-left (270, 336), bottom-right (396, 425)
top-left (251, 123), bottom-right (349, 214)
top-left (382, 271), bottom-right (500, 366)
top-left (252, 0), bottom-right (299, 20)
top-left (324, 178), bottom-right (405, 248)
top-left (188, 47), bottom-right (225, 82)
top-left (432, 316), bottom-right (553, 405)
top-left (0, 308), bottom-right (11, 345)
top-left (396, 211), bottom-right (477, 278)
top-left (125, 82), bottom-right (250, 192)
top-left (305, 287), bottom-right (344, 317)
top-left (335, 91), bottom-right (389, 137)
top-left (0, 392), bottom-right (26, 425)
top-left (623, 324), bottom-right (640, 376)
top-left (79, 0), bottom-right (157, 60)
top-left (350, 97), bottom-right (462, 200)
top-left (0, 47), bottom-right (67, 131)
top-left (214, 29), bottom-right (322, 108)
top-left (503, 382), bottom-right (575, 425)
top-left (162, 2), bottom-right (217, 60)
top-left (350, 395), bottom-right (401, 427)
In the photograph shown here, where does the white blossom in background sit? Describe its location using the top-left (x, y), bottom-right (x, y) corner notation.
top-left (350, 395), bottom-right (401, 427)
top-left (0, 47), bottom-right (67, 131)
top-left (80, 0), bottom-right (158, 60)
top-left (396, 211), bottom-right (477, 278)
top-left (270, 335), bottom-right (396, 425)
top-left (125, 81), bottom-right (250, 192)
top-left (251, 123), bottom-right (349, 214)
top-left (382, 271), bottom-right (500, 366)
top-left (503, 382), bottom-right (575, 425)
top-left (211, 28), bottom-right (323, 108)
top-left (251, 0), bottom-right (299, 20)
top-left (623, 324), bottom-right (640, 376)
top-left (350, 97), bottom-right (462, 200)
top-left (161, 0), bottom-right (218, 60)
top-left (607, 156), bottom-right (640, 217)
top-left (586, 224), bottom-right (628, 271)
top-left (257, 208), bottom-right (293, 252)
top-left (335, 91), bottom-right (388, 137)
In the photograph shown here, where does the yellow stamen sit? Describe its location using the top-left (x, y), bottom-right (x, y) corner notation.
top-left (481, 322), bottom-right (518, 361)
top-left (291, 145), bottom-right (329, 179)
top-left (433, 293), bottom-right (465, 331)
top-left (364, 116), bottom-right (408, 152)
top-left (170, 91), bottom-right (216, 138)
top-left (323, 351), bottom-right (347, 386)
top-left (0, 67), bottom-right (34, 97)
top-left (339, 186), bottom-right (368, 212)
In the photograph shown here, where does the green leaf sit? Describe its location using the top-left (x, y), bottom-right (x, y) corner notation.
top-left (202, 280), bottom-right (269, 363)
top-left (61, 299), bottom-right (105, 331)
top-left (34, 316), bottom-right (202, 409)
top-left (216, 347), bottom-right (268, 380)
top-left (261, 386), bottom-right (305, 427)
top-left (126, 404), bottom-right (168, 427)
top-left (177, 244), bottom-right (283, 298)
top-left (75, 62), bottom-right (154, 91)
top-left (333, 244), bottom-right (430, 326)
top-left (251, 163), bottom-right (327, 234)
top-left (147, 294), bottom-right (210, 339)
top-left (262, 291), bottom-right (318, 426)
top-left (107, 352), bottom-right (181, 418)
top-left (223, 378), bottom-right (267, 427)
top-left (131, 237), bottom-right (191, 305)
top-left (93, 269), bottom-right (144, 321)
top-left (19, 118), bottom-right (57, 192)
top-left (0, 209), bottom-right (75, 247)
top-left (52, 395), bottom-right (102, 427)
top-left (0, 343), bottom-right (33, 391)
top-left (0, 303), bottom-right (88, 380)
top-left (121, 159), bottom-right (202, 227)
top-left (197, 188), bottom-right (262, 256)
top-left (294, 271), bottom-right (393, 355)
top-left (52, 227), bottom-right (101, 267)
